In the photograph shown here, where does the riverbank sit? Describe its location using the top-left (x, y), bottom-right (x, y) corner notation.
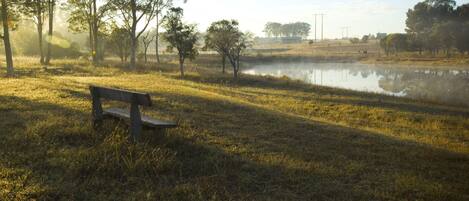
top-left (361, 56), bottom-right (469, 69)
top-left (250, 41), bottom-right (469, 69)
top-left (0, 58), bottom-right (468, 200)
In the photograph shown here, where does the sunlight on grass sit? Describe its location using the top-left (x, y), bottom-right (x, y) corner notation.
top-left (0, 58), bottom-right (468, 200)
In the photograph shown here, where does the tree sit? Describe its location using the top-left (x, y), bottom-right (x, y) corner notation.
top-left (140, 31), bottom-right (155, 63)
top-left (226, 32), bottom-right (253, 78)
top-left (361, 35), bottom-right (370, 43)
top-left (154, 0), bottom-right (172, 63)
top-left (22, 0), bottom-right (47, 64)
top-left (456, 3), bottom-right (469, 21)
top-left (431, 21), bottom-right (457, 57)
top-left (264, 22), bottom-right (282, 38)
top-left (382, 34), bottom-right (409, 55)
top-left (107, 25), bottom-right (131, 63)
top-left (205, 20), bottom-right (239, 74)
top-left (291, 22), bottom-right (310, 39)
top-left (1, 0), bottom-right (16, 76)
top-left (263, 22), bottom-right (282, 38)
top-left (406, 0), bottom-right (456, 54)
top-left (455, 4), bottom-right (469, 54)
top-left (264, 22), bottom-right (310, 39)
top-left (45, 0), bottom-right (55, 64)
top-left (108, 0), bottom-right (158, 69)
top-left (280, 23), bottom-right (294, 37)
top-left (162, 7), bottom-right (198, 77)
top-left (67, 0), bottom-right (110, 64)
top-left (380, 37), bottom-right (390, 56)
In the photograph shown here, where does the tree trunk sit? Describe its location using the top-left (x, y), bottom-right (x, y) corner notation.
top-left (227, 54), bottom-right (239, 79)
top-left (37, 23), bottom-right (44, 64)
top-left (130, 34), bottom-right (137, 68)
top-left (144, 46), bottom-right (148, 63)
top-left (88, 3), bottom-right (93, 60)
top-left (1, 0), bottom-right (13, 76)
top-left (235, 54), bottom-right (240, 79)
top-left (179, 56), bottom-right (185, 77)
top-left (45, 0), bottom-right (54, 65)
top-left (155, 14), bottom-right (160, 63)
top-left (129, 0), bottom-right (137, 69)
top-left (92, 0), bottom-right (98, 64)
top-left (36, 1), bottom-right (44, 64)
top-left (233, 65), bottom-right (238, 78)
top-left (222, 55), bottom-right (226, 74)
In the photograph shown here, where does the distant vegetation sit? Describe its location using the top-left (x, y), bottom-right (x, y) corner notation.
top-left (205, 20), bottom-right (253, 78)
top-left (381, 0), bottom-right (469, 57)
top-left (0, 0), bottom-right (254, 78)
top-left (263, 22), bottom-right (311, 39)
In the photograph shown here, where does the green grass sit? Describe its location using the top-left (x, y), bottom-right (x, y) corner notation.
top-left (0, 57), bottom-right (468, 200)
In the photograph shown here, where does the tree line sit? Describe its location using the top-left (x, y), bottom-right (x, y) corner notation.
top-left (1, 0), bottom-right (252, 78)
top-left (381, 0), bottom-right (469, 56)
top-left (263, 22), bottom-right (311, 39)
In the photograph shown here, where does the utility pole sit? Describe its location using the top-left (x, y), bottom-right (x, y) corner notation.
top-left (321, 14), bottom-right (324, 41)
top-left (313, 13), bottom-right (325, 41)
top-left (314, 14), bottom-right (317, 42)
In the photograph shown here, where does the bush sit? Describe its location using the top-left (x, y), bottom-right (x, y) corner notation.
top-left (349, 38), bottom-right (360, 44)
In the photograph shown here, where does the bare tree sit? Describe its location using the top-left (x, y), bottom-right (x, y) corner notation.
top-left (140, 31), bottom-right (155, 63)
top-left (154, 0), bottom-right (172, 63)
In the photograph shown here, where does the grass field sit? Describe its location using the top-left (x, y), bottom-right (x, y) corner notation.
top-left (0, 57), bottom-right (468, 200)
top-left (252, 40), bottom-right (469, 68)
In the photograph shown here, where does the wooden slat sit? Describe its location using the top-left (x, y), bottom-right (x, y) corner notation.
top-left (90, 85), bottom-right (152, 106)
top-left (103, 108), bottom-right (177, 128)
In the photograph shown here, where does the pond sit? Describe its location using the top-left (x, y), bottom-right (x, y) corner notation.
top-left (243, 62), bottom-right (469, 107)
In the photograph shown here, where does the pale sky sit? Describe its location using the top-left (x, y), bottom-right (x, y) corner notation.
top-left (173, 0), bottom-right (469, 39)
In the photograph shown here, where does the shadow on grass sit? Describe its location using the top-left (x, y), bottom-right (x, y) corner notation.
top-left (0, 91), bottom-right (468, 200)
top-left (145, 91), bottom-right (469, 200)
top-left (177, 73), bottom-right (469, 116)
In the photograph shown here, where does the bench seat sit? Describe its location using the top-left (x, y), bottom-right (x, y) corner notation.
top-left (103, 108), bottom-right (177, 129)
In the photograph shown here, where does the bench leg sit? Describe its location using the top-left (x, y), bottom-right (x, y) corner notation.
top-left (90, 87), bottom-right (104, 129)
top-left (130, 101), bottom-right (142, 142)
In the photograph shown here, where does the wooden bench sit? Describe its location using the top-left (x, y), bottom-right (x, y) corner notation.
top-left (89, 85), bottom-right (177, 141)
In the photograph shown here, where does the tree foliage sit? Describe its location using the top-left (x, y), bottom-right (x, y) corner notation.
top-left (107, 0), bottom-right (158, 68)
top-left (205, 20), bottom-right (239, 74)
top-left (226, 31), bottom-right (252, 78)
top-left (107, 25), bottom-right (131, 63)
top-left (382, 1), bottom-right (469, 56)
top-left (162, 7), bottom-right (198, 77)
top-left (263, 22), bottom-right (310, 39)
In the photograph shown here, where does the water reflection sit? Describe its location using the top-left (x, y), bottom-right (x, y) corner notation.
top-left (243, 63), bottom-right (469, 107)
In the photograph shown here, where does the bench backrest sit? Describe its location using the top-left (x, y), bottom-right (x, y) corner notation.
top-left (90, 85), bottom-right (152, 106)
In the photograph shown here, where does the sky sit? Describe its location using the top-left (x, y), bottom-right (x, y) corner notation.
top-left (174, 0), bottom-right (469, 39)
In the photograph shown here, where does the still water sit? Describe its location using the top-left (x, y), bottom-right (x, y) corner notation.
top-left (243, 62), bottom-right (469, 107)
